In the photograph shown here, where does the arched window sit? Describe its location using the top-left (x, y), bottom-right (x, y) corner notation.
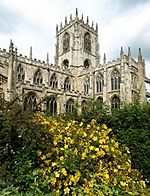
top-left (131, 73), bottom-right (138, 89)
top-left (96, 74), bottom-right (104, 93)
top-left (33, 69), bottom-right (43, 85)
top-left (23, 92), bottom-right (37, 111)
top-left (81, 100), bottom-right (87, 112)
top-left (63, 59), bottom-right (69, 69)
top-left (84, 77), bottom-right (90, 95)
top-left (97, 96), bottom-right (103, 103)
top-left (111, 95), bottom-right (120, 109)
top-left (111, 69), bottom-right (121, 90)
top-left (66, 99), bottom-right (74, 113)
top-left (84, 32), bottom-right (91, 52)
top-left (84, 59), bottom-right (90, 69)
top-left (49, 73), bottom-right (58, 89)
top-left (47, 97), bottom-right (57, 116)
top-left (17, 64), bottom-right (25, 82)
top-left (63, 32), bottom-right (70, 53)
top-left (64, 77), bottom-right (71, 91)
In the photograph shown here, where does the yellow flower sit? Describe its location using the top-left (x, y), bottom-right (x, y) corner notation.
top-left (60, 156), bottom-right (64, 161)
top-left (41, 155), bottom-right (46, 160)
top-left (53, 140), bottom-right (57, 145)
top-left (61, 168), bottom-right (67, 176)
top-left (114, 168), bottom-right (118, 173)
top-left (52, 162), bottom-right (57, 167)
top-left (99, 138), bottom-right (106, 144)
top-left (81, 152), bottom-right (86, 159)
top-left (37, 150), bottom-right (42, 156)
top-left (64, 144), bottom-right (68, 149)
top-left (79, 122), bottom-right (83, 127)
top-left (50, 177), bottom-right (56, 186)
top-left (140, 180), bottom-right (146, 188)
top-left (120, 181), bottom-right (126, 186)
top-left (102, 145), bottom-right (109, 152)
top-left (54, 171), bottom-right (60, 178)
top-left (101, 124), bottom-right (107, 129)
top-left (96, 150), bottom-right (105, 157)
top-left (64, 187), bottom-right (70, 194)
top-left (93, 136), bottom-right (98, 141)
top-left (104, 173), bottom-right (109, 181)
top-left (44, 159), bottom-right (50, 165)
top-left (89, 146), bottom-right (95, 151)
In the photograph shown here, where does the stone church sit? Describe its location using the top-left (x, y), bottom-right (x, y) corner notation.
top-left (0, 9), bottom-right (150, 115)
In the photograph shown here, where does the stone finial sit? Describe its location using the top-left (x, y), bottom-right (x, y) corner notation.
top-left (65, 16), bottom-right (67, 24)
top-left (103, 53), bottom-right (106, 64)
top-left (128, 47), bottom-right (131, 57)
top-left (70, 14), bottom-right (72, 21)
top-left (86, 16), bottom-right (89, 24)
top-left (56, 24), bottom-right (58, 32)
top-left (30, 46), bottom-right (32, 60)
top-left (96, 23), bottom-right (98, 32)
top-left (60, 22), bottom-right (62, 28)
top-left (75, 8), bottom-right (78, 18)
top-left (81, 13), bottom-right (83, 21)
top-left (92, 21), bottom-right (94, 28)
top-left (9, 39), bottom-right (14, 53)
top-left (47, 52), bottom-right (49, 64)
top-left (138, 48), bottom-right (142, 62)
top-left (120, 46), bottom-right (123, 54)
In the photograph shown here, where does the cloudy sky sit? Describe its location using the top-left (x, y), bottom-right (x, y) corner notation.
top-left (0, 0), bottom-right (150, 78)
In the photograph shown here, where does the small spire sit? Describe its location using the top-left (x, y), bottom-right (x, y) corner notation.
top-left (81, 13), bottom-right (83, 21)
top-left (30, 46), bottom-right (32, 60)
top-left (70, 14), bottom-right (72, 21)
top-left (56, 24), bottom-right (58, 32)
top-left (60, 22), bottom-right (62, 28)
top-left (103, 53), bottom-right (106, 64)
top-left (65, 16), bottom-right (67, 24)
top-left (14, 47), bottom-right (17, 59)
top-left (96, 23), bottom-right (98, 32)
top-left (75, 8), bottom-right (78, 18)
top-left (120, 46), bottom-right (123, 54)
top-left (138, 48), bottom-right (142, 62)
top-left (86, 16), bottom-right (89, 24)
top-left (9, 39), bottom-right (14, 53)
top-left (47, 52), bottom-right (49, 64)
top-left (128, 47), bottom-right (131, 57)
top-left (92, 21), bottom-right (94, 28)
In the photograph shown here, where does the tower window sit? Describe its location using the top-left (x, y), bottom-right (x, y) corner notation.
top-left (17, 64), bottom-right (25, 82)
top-left (33, 69), bottom-right (43, 85)
top-left (49, 73), bottom-right (58, 89)
top-left (111, 69), bottom-right (121, 90)
top-left (63, 32), bottom-right (70, 53)
top-left (84, 32), bottom-right (91, 53)
top-left (63, 59), bottom-right (69, 69)
top-left (84, 59), bottom-right (90, 69)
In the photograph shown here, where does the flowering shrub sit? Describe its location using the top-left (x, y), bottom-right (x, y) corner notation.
top-left (18, 113), bottom-right (146, 195)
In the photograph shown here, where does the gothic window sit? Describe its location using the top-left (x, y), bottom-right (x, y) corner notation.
top-left (17, 64), bottom-right (25, 82)
top-left (131, 73), bottom-right (138, 89)
top-left (84, 77), bottom-right (90, 95)
top-left (63, 32), bottom-right (70, 53)
top-left (63, 59), bottom-right (69, 69)
top-left (49, 73), bottom-right (58, 89)
top-left (47, 97), bottom-right (57, 116)
top-left (23, 92), bottom-right (37, 111)
top-left (66, 98), bottom-right (74, 113)
top-left (84, 59), bottom-right (90, 69)
top-left (33, 69), bottom-right (43, 85)
top-left (111, 69), bottom-right (121, 90)
top-left (81, 100), bottom-right (87, 112)
top-left (111, 95), bottom-right (120, 109)
top-left (96, 74), bottom-right (104, 93)
top-left (84, 32), bottom-right (91, 53)
top-left (64, 77), bottom-right (71, 91)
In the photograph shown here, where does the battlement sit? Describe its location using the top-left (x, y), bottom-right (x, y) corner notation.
top-left (0, 48), bottom-right (9, 57)
top-left (56, 8), bottom-right (98, 34)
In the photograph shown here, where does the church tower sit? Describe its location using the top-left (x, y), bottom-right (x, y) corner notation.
top-left (55, 9), bottom-right (100, 71)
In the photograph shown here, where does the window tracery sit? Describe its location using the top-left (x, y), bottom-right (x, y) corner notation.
top-left (17, 64), bottom-right (25, 82)
top-left (96, 74), bottom-right (104, 93)
top-left (66, 99), bottom-right (74, 113)
top-left (84, 32), bottom-right (91, 52)
top-left (111, 95), bottom-right (120, 109)
top-left (33, 69), bottom-right (43, 85)
top-left (23, 92), bottom-right (37, 111)
top-left (47, 97), bottom-right (57, 116)
top-left (84, 77), bottom-right (90, 95)
top-left (111, 69), bottom-right (121, 90)
top-left (50, 73), bottom-right (58, 89)
top-left (64, 77), bottom-right (71, 91)
top-left (63, 32), bottom-right (70, 53)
